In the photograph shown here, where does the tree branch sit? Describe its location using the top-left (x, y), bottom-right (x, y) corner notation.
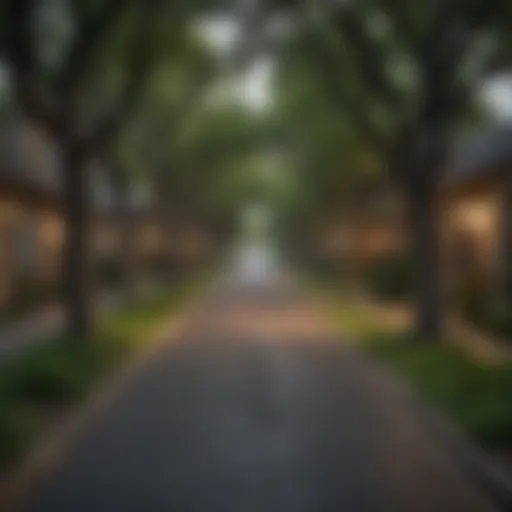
top-left (299, 26), bottom-right (388, 155)
top-left (416, 3), bottom-right (472, 126)
top-left (86, 1), bottom-right (163, 152)
top-left (57, 0), bottom-right (128, 100)
top-left (332, 4), bottom-right (403, 109)
top-left (5, 0), bottom-right (60, 133)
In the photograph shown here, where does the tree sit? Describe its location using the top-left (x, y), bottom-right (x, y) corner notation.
top-left (166, 102), bottom-right (266, 240)
top-left (270, 20), bottom-right (388, 265)
top-left (3, 0), bottom-right (182, 339)
top-left (289, 0), bottom-right (510, 337)
top-left (105, 29), bottom-right (219, 288)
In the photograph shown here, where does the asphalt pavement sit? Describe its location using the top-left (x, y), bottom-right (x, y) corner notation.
top-left (18, 277), bottom-right (501, 511)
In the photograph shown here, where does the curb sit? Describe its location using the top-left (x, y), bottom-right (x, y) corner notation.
top-left (368, 357), bottom-right (512, 510)
top-left (412, 398), bottom-right (512, 510)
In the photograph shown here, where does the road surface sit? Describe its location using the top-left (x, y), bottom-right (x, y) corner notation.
top-left (17, 277), bottom-right (501, 511)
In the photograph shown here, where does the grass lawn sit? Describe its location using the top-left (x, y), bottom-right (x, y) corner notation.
top-left (0, 282), bottom-right (199, 473)
top-left (330, 296), bottom-right (512, 450)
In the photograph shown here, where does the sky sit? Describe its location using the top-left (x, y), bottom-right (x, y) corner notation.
top-left (481, 75), bottom-right (512, 120)
top-left (198, 16), bottom-right (512, 121)
top-left (236, 58), bottom-right (274, 111)
top-left (1, 16), bottom-right (510, 120)
top-left (197, 16), bottom-right (274, 112)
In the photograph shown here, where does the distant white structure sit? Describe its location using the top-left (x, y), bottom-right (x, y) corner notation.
top-left (482, 74), bottom-right (512, 120)
top-left (233, 203), bottom-right (279, 282)
top-left (242, 203), bottom-right (272, 238)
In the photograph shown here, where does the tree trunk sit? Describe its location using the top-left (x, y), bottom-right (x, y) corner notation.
top-left (500, 175), bottom-right (512, 302)
top-left (408, 183), bottom-right (443, 339)
top-left (104, 156), bottom-right (141, 304)
top-left (164, 210), bottom-right (182, 282)
top-left (121, 210), bottom-right (142, 304)
top-left (61, 147), bottom-right (93, 340)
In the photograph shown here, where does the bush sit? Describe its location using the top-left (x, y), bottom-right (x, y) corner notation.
top-left (364, 252), bottom-right (413, 300)
top-left (331, 295), bottom-right (512, 447)
top-left (0, 284), bottom-right (192, 473)
top-left (0, 402), bottom-right (38, 471)
top-left (471, 300), bottom-right (512, 339)
top-left (456, 276), bottom-right (512, 339)
top-left (312, 259), bottom-right (341, 281)
top-left (96, 258), bottom-right (124, 287)
top-left (455, 273), bottom-right (488, 322)
top-left (484, 301), bottom-right (512, 338)
top-left (144, 254), bottom-right (174, 280)
top-left (5, 344), bottom-right (99, 404)
top-left (364, 333), bottom-right (512, 447)
top-left (301, 251), bottom-right (350, 286)
top-left (1, 277), bottom-right (58, 321)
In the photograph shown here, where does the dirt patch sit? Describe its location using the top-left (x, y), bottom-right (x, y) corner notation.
top-left (197, 304), bottom-right (333, 342)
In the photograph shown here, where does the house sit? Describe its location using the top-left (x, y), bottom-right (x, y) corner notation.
top-left (442, 121), bottom-right (512, 289)
top-left (317, 188), bottom-right (406, 274)
top-left (317, 121), bottom-right (512, 290)
top-left (0, 115), bottom-right (165, 307)
top-left (0, 111), bottom-right (215, 311)
top-left (0, 115), bottom-right (62, 303)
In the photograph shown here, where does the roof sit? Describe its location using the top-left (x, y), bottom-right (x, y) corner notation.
top-left (446, 121), bottom-right (512, 186)
top-left (0, 116), bottom-right (61, 199)
top-left (0, 118), bottom-right (139, 213)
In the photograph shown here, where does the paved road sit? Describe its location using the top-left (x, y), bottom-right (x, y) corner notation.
top-left (18, 279), bottom-right (500, 511)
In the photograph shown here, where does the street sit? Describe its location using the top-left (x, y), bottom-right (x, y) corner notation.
top-left (19, 276), bottom-right (500, 511)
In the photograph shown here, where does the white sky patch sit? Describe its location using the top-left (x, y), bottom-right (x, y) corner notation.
top-left (0, 66), bottom-right (9, 90)
top-left (205, 59), bottom-right (274, 112)
top-left (481, 75), bottom-right (512, 120)
top-left (197, 16), bottom-right (273, 112)
top-left (196, 16), bottom-right (239, 59)
top-left (198, 16), bottom-right (511, 121)
top-left (237, 58), bottom-right (274, 111)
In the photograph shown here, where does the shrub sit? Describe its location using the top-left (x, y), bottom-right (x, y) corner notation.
top-left (331, 295), bottom-right (512, 447)
top-left (313, 258), bottom-right (341, 280)
top-left (145, 254), bottom-right (174, 280)
top-left (302, 251), bottom-right (349, 286)
top-left (0, 402), bottom-right (38, 471)
top-left (484, 301), bottom-right (512, 338)
top-left (364, 333), bottom-right (512, 447)
top-left (456, 276), bottom-right (512, 339)
top-left (0, 285), bottom-right (191, 473)
top-left (96, 257), bottom-right (124, 287)
top-left (4, 342), bottom-right (109, 404)
top-left (455, 273), bottom-right (488, 323)
top-left (9, 358), bottom-right (87, 404)
top-left (364, 252), bottom-right (413, 300)
top-left (2, 277), bottom-right (58, 321)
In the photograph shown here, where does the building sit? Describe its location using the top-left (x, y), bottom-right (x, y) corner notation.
top-left (317, 121), bottom-right (512, 291)
top-left (0, 115), bottom-right (62, 303)
top-left (443, 122), bottom-right (512, 289)
top-left (0, 115), bottom-right (166, 308)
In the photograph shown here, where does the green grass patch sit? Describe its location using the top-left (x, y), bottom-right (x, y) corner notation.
top-left (0, 283), bottom-right (198, 473)
top-left (330, 301), bottom-right (386, 338)
top-left (363, 252), bottom-right (413, 301)
top-left (364, 333), bottom-right (512, 447)
top-left (331, 300), bottom-right (512, 449)
top-left (0, 402), bottom-right (40, 470)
